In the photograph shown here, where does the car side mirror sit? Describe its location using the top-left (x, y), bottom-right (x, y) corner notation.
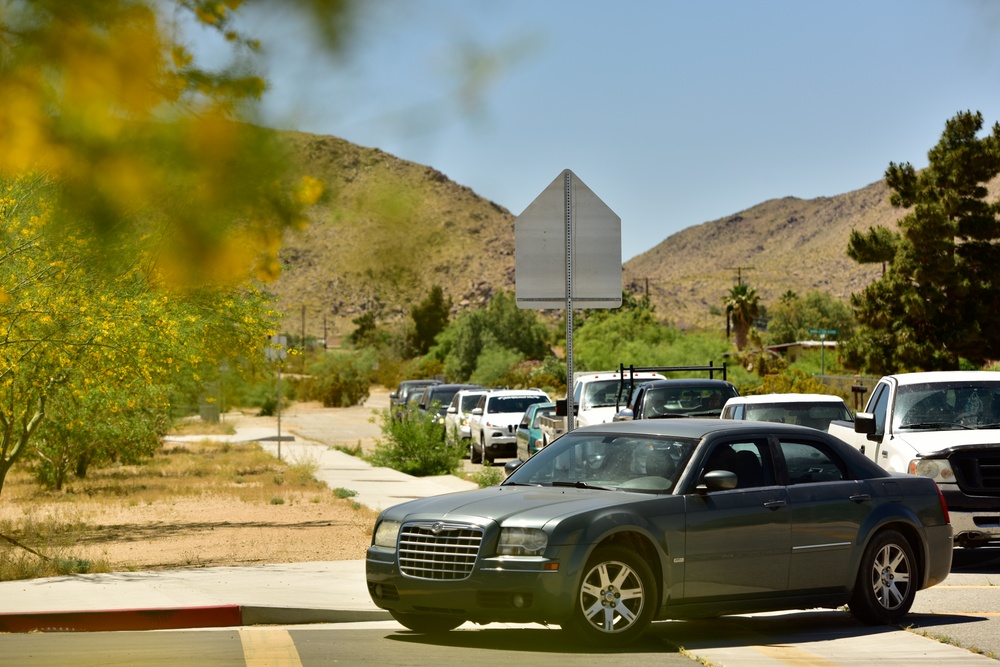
top-left (448, 405), bottom-right (457, 414)
top-left (472, 408), bottom-right (483, 416)
top-left (696, 470), bottom-right (737, 494)
top-left (614, 408), bottom-right (634, 422)
top-left (390, 392), bottom-right (398, 399)
top-left (504, 460), bottom-right (522, 476)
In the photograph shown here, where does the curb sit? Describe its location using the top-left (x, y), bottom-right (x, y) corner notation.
top-left (0, 605), bottom-right (392, 633)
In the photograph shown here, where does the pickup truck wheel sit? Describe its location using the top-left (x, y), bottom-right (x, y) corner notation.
top-left (469, 440), bottom-right (482, 464)
top-left (848, 529), bottom-right (916, 624)
top-left (389, 610), bottom-right (464, 633)
top-left (565, 545), bottom-right (655, 646)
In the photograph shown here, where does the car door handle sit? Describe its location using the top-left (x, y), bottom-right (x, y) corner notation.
top-left (849, 493), bottom-right (871, 503)
top-left (763, 500), bottom-right (787, 510)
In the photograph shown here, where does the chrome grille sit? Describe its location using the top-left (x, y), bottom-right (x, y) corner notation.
top-left (952, 450), bottom-right (1000, 495)
top-left (399, 522), bottom-right (483, 580)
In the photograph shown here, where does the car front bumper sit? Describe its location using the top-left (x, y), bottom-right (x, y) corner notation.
top-left (366, 546), bottom-right (574, 624)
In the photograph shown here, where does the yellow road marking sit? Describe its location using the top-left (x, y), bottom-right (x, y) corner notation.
top-left (754, 643), bottom-right (842, 666)
top-left (238, 627), bottom-right (303, 667)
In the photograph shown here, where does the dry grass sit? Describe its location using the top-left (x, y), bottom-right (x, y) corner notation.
top-left (0, 438), bottom-right (377, 580)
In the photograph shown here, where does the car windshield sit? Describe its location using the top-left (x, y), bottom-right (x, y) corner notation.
top-left (642, 386), bottom-right (738, 417)
top-left (460, 393), bottom-right (484, 411)
top-left (743, 401), bottom-right (852, 430)
top-left (504, 432), bottom-right (697, 493)
top-left (488, 396), bottom-right (545, 414)
top-left (582, 380), bottom-right (628, 408)
top-left (894, 381), bottom-right (1000, 430)
top-left (531, 407), bottom-right (556, 428)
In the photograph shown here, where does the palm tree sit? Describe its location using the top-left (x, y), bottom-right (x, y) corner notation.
top-left (723, 283), bottom-right (761, 351)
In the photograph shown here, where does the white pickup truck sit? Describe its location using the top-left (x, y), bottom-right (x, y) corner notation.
top-left (538, 368), bottom-right (666, 447)
top-left (828, 370), bottom-right (1000, 548)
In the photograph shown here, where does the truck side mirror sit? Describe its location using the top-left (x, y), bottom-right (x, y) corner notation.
top-left (614, 408), bottom-right (634, 422)
top-left (854, 412), bottom-right (877, 436)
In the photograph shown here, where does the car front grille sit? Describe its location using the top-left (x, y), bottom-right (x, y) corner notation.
top-left (399, 522), bottom-right (483, 580)
top-left (951, 450), bottom-right (1000, 495)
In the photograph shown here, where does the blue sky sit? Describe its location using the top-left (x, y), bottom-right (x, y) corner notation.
top-left (187, 0), bottom-right (1000, 261)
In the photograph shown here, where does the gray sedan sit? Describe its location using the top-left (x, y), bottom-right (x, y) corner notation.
top-left (366, 419), bottom-right (953, 646)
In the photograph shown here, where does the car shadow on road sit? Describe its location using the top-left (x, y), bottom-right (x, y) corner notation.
top-left (383, 625), bottom-right (682, 654)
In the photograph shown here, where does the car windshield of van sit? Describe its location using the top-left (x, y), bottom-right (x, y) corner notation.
top-left (744, 401), bottom-right (852, 430)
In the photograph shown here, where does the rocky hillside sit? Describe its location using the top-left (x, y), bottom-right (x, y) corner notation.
top-left (270, 129), bottom-right (904, 339)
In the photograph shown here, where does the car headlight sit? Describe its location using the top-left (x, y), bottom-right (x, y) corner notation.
top-left (498, 527), bottom-right (548, 556)
top-left (908, 458), bottom-right (956, 483)
top-left (373, 520), bottom-right (401, 548)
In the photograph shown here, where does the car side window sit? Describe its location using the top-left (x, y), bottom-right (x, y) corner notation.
top-left (701, 439), bottom-right (774, 488)
top-left (778, 439), bottom-right (847, 484)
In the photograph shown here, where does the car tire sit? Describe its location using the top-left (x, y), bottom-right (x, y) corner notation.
top-left (565, 545), bottom-right (656, 646)
top-left (469, 440), bottom-right (482, 464)
top-left (848, 529), bottom-right (917, 625)
top-left (389, 610), bottom-right (464, 633)
top-left (482, 435), bottom-right (494, 464)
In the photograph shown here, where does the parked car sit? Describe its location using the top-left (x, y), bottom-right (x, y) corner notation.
top-left (722, 393), bottom-right (853, 431)
top-left (444, 388), bottom-right (489, 447)
top-left (614, 378), bottom-right (739, 420)
top-left (366, 419), bottom-right (952, 646)
top-left (468, 389), bottom-right (551, 463)
top-left (516, 401), bottom-right (556, 461)
top-left (416, 383), bottom-right (484, 432)
top-left (390, 379), bottom-right (441, 420)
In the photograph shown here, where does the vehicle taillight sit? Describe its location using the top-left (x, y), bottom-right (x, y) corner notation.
top-left (936, 484), bottom-right (950, 524)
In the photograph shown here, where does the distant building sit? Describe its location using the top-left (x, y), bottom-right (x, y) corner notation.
top-left (766, 340), bottom-right (837, 363)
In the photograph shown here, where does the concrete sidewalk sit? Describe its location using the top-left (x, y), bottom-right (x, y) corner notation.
top-left (0, 423), bottom-right (476, 633)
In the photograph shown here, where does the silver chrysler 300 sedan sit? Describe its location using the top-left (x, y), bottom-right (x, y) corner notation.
top-left (366, 419), bottom-right (953, 646)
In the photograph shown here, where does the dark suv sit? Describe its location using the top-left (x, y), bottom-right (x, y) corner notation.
top-left (390, 379), bottom-right (441, 419)
top-left (614, 379), bottom-right (739, 420)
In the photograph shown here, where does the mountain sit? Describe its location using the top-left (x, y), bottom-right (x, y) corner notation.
top-left (270, 130), bottom-right (901, 340)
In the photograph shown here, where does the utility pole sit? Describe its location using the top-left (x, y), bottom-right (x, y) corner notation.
top-left (725, 266), bottom-right (755, 286)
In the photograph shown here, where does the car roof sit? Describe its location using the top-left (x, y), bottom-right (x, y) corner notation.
top-left (484, 389), bottom-right (549, 397)
top-left (570, 417), bottom-right (836, 440)
top-left (888, 371), bottom-right (1000, 385)
top-left (639, 379), bottom-right (736, 389)
top-left (724, 393), bottom-right (847, 405)
top-left (428, 383), bottom-right (483, 392)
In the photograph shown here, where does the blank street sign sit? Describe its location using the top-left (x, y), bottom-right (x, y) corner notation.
top-left (515, 169), bottom-right (622, 309)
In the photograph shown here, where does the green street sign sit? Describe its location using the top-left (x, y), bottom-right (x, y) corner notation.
top-left (808, 328), bottom-right (839, 336)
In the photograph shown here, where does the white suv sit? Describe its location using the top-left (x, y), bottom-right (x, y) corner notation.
top-left (444, 388), bottom-right (487, 447)
top-left (469, 389), bottom-right (551, 464)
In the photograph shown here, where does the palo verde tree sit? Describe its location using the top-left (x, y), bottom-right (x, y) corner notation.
top-left (844, 110), bottom-right (1000, 373)
top-left (0, 174), bottom-right (280, 497)
top-left (0, 0), bottom-right (357, 284)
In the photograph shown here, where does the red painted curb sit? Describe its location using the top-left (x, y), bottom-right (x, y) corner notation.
top-left (0, 604), bottom-right (243, 633)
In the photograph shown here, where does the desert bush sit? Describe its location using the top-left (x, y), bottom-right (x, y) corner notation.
top-left (298, 351), bottom-right (372, 407)
top-left (472, 463), bottom-right (505, 488)
top-left (368, 406), bottom-right (465, 476)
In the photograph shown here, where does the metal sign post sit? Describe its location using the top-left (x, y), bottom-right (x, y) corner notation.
top-left (515, 170), bottom-right (621, 432)
top-left (265, 335), bottom-right (288, 459)
top-left (807, 328), bottom-right (839, 376)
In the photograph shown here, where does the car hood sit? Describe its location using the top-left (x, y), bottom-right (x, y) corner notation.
top-left (481, 412), bottom-right (531, 427)
top-left (893, 428), bottom-right (1000, 455)
top-left (382, 485), bottom-right (646, 526)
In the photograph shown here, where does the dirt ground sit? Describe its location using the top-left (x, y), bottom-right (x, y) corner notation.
top-left (0, 390), bottom-right (394, 573)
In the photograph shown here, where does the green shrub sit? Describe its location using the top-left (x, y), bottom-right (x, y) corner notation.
top-left (299, 351), bottom-right (372, 407)
top-left (367, 406), bottom-right (465, 476)
top-left (472, 463), bottom-right (505, 488)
